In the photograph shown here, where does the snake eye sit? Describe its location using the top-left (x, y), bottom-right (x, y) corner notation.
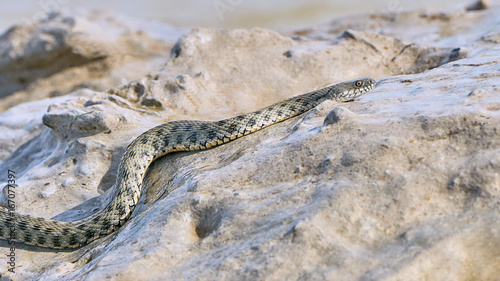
top-left (355, 80), bottom-right (363, 87)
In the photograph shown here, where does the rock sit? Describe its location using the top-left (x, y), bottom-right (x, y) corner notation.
top-left (40, 183), bottom-right (56, 198)
top-left (1, 4), bottom-right (500, 281)
top-left (0, 10), bottom-right (186, 112)
top-left (323, 106), bottom-right (356, 126)
top-left (466, 0), bottom-right (489, 11)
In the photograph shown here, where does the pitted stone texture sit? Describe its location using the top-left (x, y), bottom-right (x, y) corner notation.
top-left (1, 4), bottom-right (500, 281)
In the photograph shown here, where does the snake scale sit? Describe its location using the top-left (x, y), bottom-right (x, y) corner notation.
top-left (0, 78), bottom-right (375, 249)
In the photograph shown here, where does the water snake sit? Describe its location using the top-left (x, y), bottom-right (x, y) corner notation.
top-left (0, 78), bottom-right (376, 249)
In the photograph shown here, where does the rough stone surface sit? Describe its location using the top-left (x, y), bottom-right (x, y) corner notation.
top-left (0, 10), bottom-right (185, 112)
top-left (0, 3), bottom-right (500, 281)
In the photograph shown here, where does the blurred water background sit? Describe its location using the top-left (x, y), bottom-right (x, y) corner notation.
top-left (1, 0), bottom-right (473, 32)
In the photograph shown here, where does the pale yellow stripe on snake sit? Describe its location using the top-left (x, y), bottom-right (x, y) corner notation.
top-left (0, 78), bottom-right (376, 249)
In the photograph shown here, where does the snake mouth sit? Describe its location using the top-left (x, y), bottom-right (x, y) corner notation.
top-left (341, 83), bottom-right (375, 101)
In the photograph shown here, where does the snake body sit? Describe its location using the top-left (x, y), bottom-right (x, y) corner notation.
top-left (0, 78), bottom-right (375, 249)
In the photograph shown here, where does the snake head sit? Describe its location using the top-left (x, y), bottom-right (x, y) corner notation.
top-left (335, 78), bottom-right (376, 101)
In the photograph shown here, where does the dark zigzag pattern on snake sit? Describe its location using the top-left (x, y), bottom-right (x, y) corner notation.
top-left (0, 78), bottom-right (375, 249)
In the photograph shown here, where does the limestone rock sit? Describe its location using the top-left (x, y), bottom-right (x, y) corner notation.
top-left (0, 4), bottom-right (500, 281)
top-left (0, 10), bottom-right (186, 112)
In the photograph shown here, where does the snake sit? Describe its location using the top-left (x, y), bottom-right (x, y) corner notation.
top-left (0, 78), bottom-right (375, 249)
